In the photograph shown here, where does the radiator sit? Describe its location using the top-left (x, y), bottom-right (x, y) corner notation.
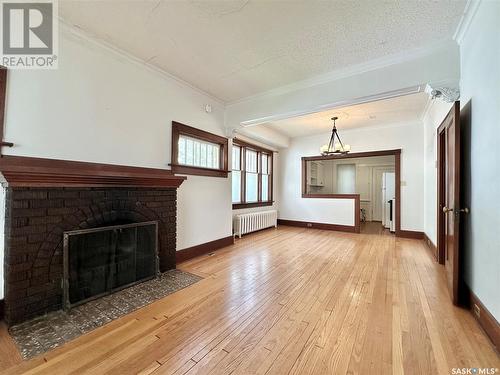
top-left (234, 210), bottom-right (278, 238)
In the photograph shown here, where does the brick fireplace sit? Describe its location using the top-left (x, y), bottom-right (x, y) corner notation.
top-left (0, 156), bottom-right (185, 325)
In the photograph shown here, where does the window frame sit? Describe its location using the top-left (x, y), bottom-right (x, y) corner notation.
top-left (231, 145), bottom-right (242, 203)
top-left (0, 67), bottom-right (14, 155)
top-left (232, 138), bottom-right (274, 209)
top-left (170, 121), bottom-right (229, 178)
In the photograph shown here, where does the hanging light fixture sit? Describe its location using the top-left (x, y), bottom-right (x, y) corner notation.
top-left (320, 116), bottom-right (351, 155)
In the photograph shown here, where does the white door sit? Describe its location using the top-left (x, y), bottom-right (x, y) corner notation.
top-left (372, 169), bottom-right (384, 221)
top-left (382, 172), bottom-right (395, 228)
top-left (372, 168), bottom-right (394, 222)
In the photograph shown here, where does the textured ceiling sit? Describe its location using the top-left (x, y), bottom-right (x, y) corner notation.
top-left (260, 92), bottom-right (429, 138)
top-left (60, 0), bottom-right (466, 102)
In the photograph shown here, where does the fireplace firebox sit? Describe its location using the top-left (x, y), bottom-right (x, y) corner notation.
top-left (63, 221), bottom-right (159, 310)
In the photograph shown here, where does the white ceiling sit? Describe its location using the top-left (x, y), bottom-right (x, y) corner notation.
top-left (59, 0), bottom-right (466, 102)
top-left (258, 91), bottom-right (429, 138)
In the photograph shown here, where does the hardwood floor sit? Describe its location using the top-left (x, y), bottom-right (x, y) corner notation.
top-left (1, 226), bottom-right (498, 374)
top-left (360, 221), bottom-right (390, 235)
top-left (0, 322), bottom-right (22, 371)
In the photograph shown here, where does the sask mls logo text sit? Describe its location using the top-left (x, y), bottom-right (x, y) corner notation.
top-left (451, 368), bottom-right (499, 375)
top-left (0, 0), bottom-right (58, 69)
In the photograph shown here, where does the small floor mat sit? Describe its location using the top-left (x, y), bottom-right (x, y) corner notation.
top-left (9, 269), bottom-right (202, 359)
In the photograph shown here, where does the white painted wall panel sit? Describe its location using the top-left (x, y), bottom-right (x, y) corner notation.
top-left (459, 0), bottom-right (500, 321)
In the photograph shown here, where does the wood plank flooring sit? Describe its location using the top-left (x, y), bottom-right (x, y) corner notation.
top-left (360, 221), bottom-right (388, 235)
top-left (1, 226), bottom-right (498, 374)
top-left (0, 322), bottom-right (22, 371)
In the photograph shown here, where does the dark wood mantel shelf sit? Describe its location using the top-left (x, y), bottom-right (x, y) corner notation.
top-left (0, 155), bottom-right (186, 188)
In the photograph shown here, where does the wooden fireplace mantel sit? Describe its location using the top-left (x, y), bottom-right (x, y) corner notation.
top-left (0, 155), bottom-right (186, 188)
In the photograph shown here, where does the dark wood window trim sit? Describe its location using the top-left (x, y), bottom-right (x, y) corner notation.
top-left (301, 149), bottom-right (401, 236)
top-left (232, 138), bottom-right (274, 209)
top-left (0, 67), bottom-right (13, 156)
top-left (170, 121), bottom-right (229, 178)
top-left (233, 201), bottom-right (274, 209)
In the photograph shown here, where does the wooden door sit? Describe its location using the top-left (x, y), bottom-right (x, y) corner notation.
top-left (438, 102), bottom-right (461, 304)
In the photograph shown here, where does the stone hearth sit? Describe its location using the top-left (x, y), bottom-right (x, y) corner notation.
top-left (10, 269), bottom-right (201, 359)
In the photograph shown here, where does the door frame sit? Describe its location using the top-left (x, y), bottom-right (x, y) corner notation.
top-left (380, 170), bottom-right (396, 228)
top-left (437, 123), bottom-right (446, 265)
top-left (436, 102), bottom-right (462, 304)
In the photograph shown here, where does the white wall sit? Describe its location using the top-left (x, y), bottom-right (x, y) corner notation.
top-left (422, 100), bottom-right (453, 245)
top-left (459, 0), bottom-right (500, 321)
top-left (279, 122), bottom-right (424, 231)
top-left (3, 26), bottom-right (232, 251)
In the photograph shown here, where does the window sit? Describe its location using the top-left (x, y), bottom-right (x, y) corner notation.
top-left (178, 135), bottom-right (220, 169)
top-left (171, 121), bottom-right (229, 177)
top-left (245, 149), bottom-right (258, 202)
top-left (336, 164), bottom-right (356, 194)
top-left (232, 139), bottom-right (273, 209)
top-left (232, 146), bottom-right (241, 203)
top-left (261, 153), bottom-right (271, 201)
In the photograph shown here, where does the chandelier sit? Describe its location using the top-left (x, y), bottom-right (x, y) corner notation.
top-left (320, 116), bottom-right (351, 155)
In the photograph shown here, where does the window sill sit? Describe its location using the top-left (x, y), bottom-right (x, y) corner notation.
top-left (232, 201), bottom-right (274, 209)
top-left (169, 164), bottom-right (229, 178)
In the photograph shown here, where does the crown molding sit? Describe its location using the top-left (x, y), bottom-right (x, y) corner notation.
top-left (228, 39), bottom-right (455, 107)
top-left (240, 85), bottom-right (424, 127)
top-left (59, 18), bottom-right (225, 106)
top-left (453, 0), bottom-right (482, 45)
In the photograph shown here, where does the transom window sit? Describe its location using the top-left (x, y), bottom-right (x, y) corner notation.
top-left (232, 139), bottom-right (273, 209)
top-left (178, 135), bottom-right (220, 169)
top-left (170, 121), bottom-right (229, 178)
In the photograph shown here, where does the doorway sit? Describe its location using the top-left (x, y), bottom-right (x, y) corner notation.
top-left (302, 150), bottom-right (400, 235)
top-left (371, 167), bottom-right (395, 222)
top-left (436, 101), bottom-right (465, 305)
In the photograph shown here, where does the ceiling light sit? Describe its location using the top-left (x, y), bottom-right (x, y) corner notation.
top-left (320, 117), bottom-right (350, 155)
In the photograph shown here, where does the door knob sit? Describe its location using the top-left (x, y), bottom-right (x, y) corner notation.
top-left (442, 206), bottom-right (453, 213)
top-left (460, 207), bottom-right (470, 214)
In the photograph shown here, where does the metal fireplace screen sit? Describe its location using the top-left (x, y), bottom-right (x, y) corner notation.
top-left (63, 221), bottom-right (159, 310)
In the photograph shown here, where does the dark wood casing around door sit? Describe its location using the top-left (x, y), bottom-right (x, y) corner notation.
top-left (437, 102), bottom-right (462, 305)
